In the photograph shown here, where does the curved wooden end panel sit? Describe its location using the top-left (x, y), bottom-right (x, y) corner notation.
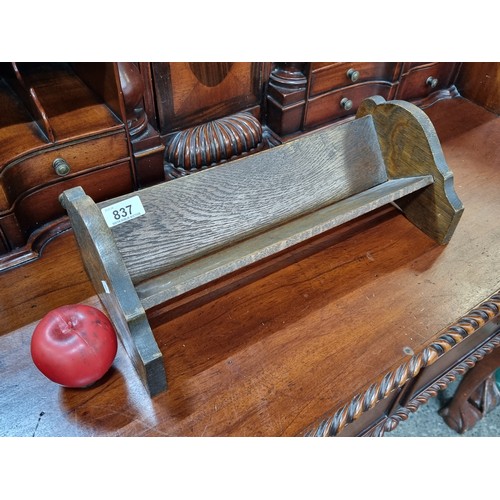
top-left (356, 96), bottom-right (464, 244)
top-left (59, 186), bottom-right (167, 396)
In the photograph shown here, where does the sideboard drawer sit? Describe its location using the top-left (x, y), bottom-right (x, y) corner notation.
top-left (397, 63), bottom-right (459, 100)
top-left (1, 132), bottom-right (129, 209)
top-left (13, 161), bottom-right (134, 237)
top-left (310, 62), bottom-right (399, 97)
top-left (304, 82), bottom-right (392, 130)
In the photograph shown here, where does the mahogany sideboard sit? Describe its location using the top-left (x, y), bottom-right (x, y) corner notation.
top-left (0, 62), bottom-right (463, 270)
top-left (0, 62), bottom-right (499, 436)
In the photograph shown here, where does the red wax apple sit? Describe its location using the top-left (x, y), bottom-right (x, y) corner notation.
top-left (30, 304), bottom-right (118, 388)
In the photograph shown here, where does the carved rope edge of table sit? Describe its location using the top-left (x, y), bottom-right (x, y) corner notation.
top-left (364, 331), bottom-right (500, 436)
top-left (304, 292), bottom-right (500, 437)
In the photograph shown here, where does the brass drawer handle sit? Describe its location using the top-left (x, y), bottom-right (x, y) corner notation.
top-left (346, 68), bottom-right (360, 82)
top-left (426, 76), bottom-right (439, 88)
top-left (53, 158), bottom-right (71, 177)
top-left (340, 97), bottom-right (353, 111)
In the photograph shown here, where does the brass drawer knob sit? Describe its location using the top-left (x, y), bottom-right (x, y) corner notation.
top-left (340, 97), bottom-right (353, 111)
top-left (346, 68), bottom-right (360, 82)
top-left (53, 158), bottom-right (71, 177)
top-left (426, 76), bottom-right (439, 88)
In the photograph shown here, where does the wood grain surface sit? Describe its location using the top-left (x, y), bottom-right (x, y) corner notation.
top-left (101, 115), bottom-right (387, 283)
top-left (0, 97), bottom-right (499, 437)
top-left (136, 176), bottom-right (433, 310)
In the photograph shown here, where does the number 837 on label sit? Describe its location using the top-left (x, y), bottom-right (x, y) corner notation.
top-left (101, 196), bottom-right (146, 228)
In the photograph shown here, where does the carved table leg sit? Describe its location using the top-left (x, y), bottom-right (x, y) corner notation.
top-left (439, 347), bottom-right (500, 434)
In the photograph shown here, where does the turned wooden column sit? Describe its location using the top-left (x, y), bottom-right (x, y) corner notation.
top-left (117, 62), bottom-right (148, 136)
top-left (266, 62), bottom-right (308, 138)
top-left (117, 63), bottom-right (165, 187)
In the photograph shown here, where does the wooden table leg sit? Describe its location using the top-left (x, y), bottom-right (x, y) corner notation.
top-left (439, 346), bottom-right (500, 434)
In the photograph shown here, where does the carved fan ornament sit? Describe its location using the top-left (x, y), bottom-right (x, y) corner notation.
top-left (164, 111), bottom-right (264, 175)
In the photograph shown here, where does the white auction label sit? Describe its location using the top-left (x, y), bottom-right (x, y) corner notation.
top-left (101, 196), bottom-right (145, 227)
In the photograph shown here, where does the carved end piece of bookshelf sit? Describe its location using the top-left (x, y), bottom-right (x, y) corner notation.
top-left (59, 187), bottom-right (167, 397)
top-left (357, 95), bottom-right (464, 244)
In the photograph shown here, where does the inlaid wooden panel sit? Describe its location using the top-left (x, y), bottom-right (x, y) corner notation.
top-left (152, 62), bottom-right (266, 133)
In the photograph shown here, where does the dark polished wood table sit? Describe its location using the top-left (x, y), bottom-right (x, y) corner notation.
top-left (1, 97), bottom-right (499, 437)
